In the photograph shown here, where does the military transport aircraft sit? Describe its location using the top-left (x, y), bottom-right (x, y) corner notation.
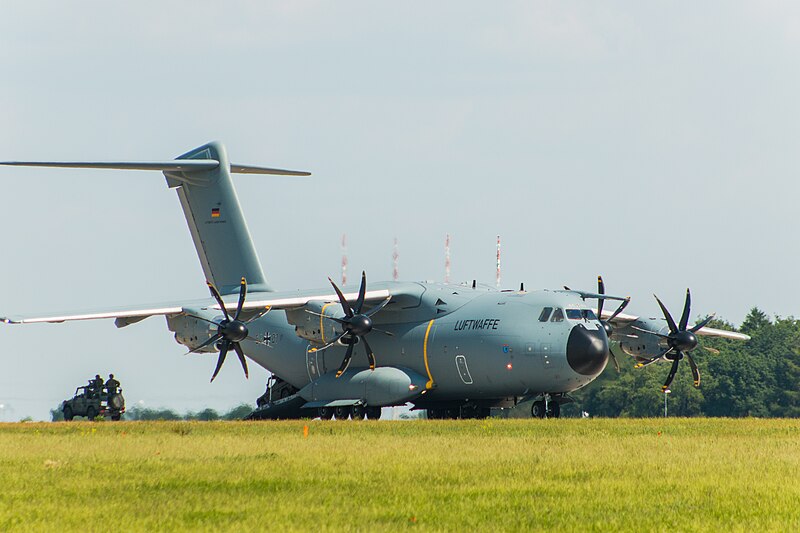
top-left (0, 142), bottom-right (749, 419)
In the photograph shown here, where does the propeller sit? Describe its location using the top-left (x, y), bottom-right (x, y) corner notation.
top-left (309, 271), bottom-right (392, 378)
top-left (595, 276), bottom-right (631, 373)
top-left (564, 276), bottom-right (630, 372)
top-left (186, 277), bottom-right (256, 382)
top-left (632, 289), bottom-right (715, 391)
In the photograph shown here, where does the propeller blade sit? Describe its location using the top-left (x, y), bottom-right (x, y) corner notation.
top-left (328, 277), bottom-right (354, 318)
top-left (335, 341), bottom-right (355, 378)
top-left (244, 306), bottom-right (272, 324)
top-left (662, 357), bottom-right (681, 391)
top-left (309, 331), bottom-right (348, 352)
top-left (361, 336), bottom-right (376, 370)
top-left (371, 327), bottom-right (395, 337)
top-left (597, 276), bottom-right (605, 318)
top-left (689, 314), bottom-right (716, 333)
top-left (679, 289), bottom-right (691, 331)
top-left (608, 297), bottom-right (631, 322)
top-left (207, 281), bottom-right (230, 321)
top-left (631, 325), bottom-right (670, 339)
top-left (365, 297), bottom-right (392, 317)
top-left (304, 310), bottom-right (347, 325)
top-left (210, 340), bottom-right (230, 382)
top-left (634, 348), bottom-right (671, 368)
top-left (184, 333), bottom-right (222, 355)
top-left (703, 346), bottom-right (720, 355)
top-left (608, 347), bottom-right (620, 373)
top-left (355, 271), bottom-right (367, 314)
top-left (234, 277), bottom-right (247, 321)
top-left (654, 295), bottom-right (678, 334)
top-left (686, 353), bottom-right (700, 387)
top-left (232, 342), bottom-right (249, 379)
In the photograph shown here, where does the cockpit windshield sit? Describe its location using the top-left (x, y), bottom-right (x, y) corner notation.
top-left (566, 309), bottom-right (597, 320)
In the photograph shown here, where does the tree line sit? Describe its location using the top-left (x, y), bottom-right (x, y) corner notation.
top-left (552, 307), bottom-right (800, 418)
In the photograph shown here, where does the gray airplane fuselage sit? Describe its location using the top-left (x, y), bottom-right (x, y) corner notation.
top-left (168, 281), bottom-right (610, 404)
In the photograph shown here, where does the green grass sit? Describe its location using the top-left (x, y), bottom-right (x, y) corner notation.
top-left (1, 419), bottom-right (799, 532)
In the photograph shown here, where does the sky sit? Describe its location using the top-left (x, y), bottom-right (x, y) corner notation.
top-left (1, 1), bottom-right (798, 420)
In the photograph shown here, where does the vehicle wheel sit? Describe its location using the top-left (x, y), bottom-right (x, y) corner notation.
top-left (333, 406), bottom-right (351, 420)
top-left (531, 401), bottom-right (546, 419)
top-left (445, 407), bottom-right (461, 419)
top-left (111, 413), bottom-right (121, 421)
top-left (318, 407), bottom-right (334, 420)
top-left (63, 406), bottom-right (73, 422)
top-left (86, 406), bottom-right (97, 421)
top-left (366, 406), bottom-right (382, 420)
top-left (351, 405), bottom-right (366, 420)
top-left (547, 402), bottom-right (561, 419)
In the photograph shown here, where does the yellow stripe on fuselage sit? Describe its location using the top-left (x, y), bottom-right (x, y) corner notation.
top-left (320, 302), bottom-right (335, 343)
top-left (423, 319), bottom-right (435, 390)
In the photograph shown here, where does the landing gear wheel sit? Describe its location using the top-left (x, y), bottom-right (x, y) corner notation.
top-left (333, 406), bottom-right (351, 420)
top-left (546, 402), bottom-right (561, 419)
top-left (427, 408), bottom-right (444, 420)
top-left (318, 407), bottom-right (334, 420)
top-left (445, 407), bottom-right (461, 419)
top-left (86, 406), bottom-right (97, 421)
top-left (366, 406), bottom-right (382, 420)
top-left (351, 405), bottom-right (366, 420)
top-left (531, 401), bottom-right (546, 419)
top-left (63, 406), bottom-right (73, 422)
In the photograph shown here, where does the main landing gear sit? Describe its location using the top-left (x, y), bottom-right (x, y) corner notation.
top-left (318, 405), bottom-right (382, 420)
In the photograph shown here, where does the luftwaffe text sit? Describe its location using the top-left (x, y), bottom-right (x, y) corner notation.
top-left (453, 319), bottom-right (500, 331)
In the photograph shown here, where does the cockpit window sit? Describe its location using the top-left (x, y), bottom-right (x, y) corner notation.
top-left (551, 308), bottom-right (564, 322)
top-left (582, 309), bottom-right (597, 320)
top-left (538, 307), bottom-right (553, 322)
top-left (566, 309), bottom-right (583, 320)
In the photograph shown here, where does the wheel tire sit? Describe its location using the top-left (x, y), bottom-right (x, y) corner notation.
top-left (547, 402), bottom-right (561, 419)
top-left (445, 407), bottom-right (461, 419)
top-left (366, 406), bottom-right (382, 420)
top-left (63, 406), bottom-right (73, 422)
top-left (531, 401), bottom-right (546, 419)
top-left (86, 406), bottom-right (97, 421)
top-left (318, 407), bottom-right (334, 420)
top-left (351, 405), bottom-right (366, 420)
top-left (333, 406), bottom-right (351, 420)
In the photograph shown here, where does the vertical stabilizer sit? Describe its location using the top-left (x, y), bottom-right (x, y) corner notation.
top-left (164, 142), bottom-right (271, 294)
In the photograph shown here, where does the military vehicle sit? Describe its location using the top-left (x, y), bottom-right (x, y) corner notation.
top-left (62, 386), bottom-right (125, 421)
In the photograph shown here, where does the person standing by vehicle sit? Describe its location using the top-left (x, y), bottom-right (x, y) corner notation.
top-left (90, 374), bottom-right (103, 399)
top-left (105, 374), bottom-right (120, 396)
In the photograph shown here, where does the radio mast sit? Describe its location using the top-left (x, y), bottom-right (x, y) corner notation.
top-left (392, 237), bottom-right (399, 281)
top-left (496, 235), bottom-right (501, 289)
top-left (445, 233), bottom-right (451, 283)
top-left (341, 233), bottom-right (348, 285)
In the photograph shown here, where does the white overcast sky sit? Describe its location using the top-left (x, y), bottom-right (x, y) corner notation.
top-left (1, 1), bottom-right (798, 420)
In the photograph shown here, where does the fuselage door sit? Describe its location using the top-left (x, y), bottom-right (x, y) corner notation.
top-left (455, 354), bottom-right (474, 384)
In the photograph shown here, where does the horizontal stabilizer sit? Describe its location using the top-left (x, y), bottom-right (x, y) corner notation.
top-left (0, 160), bottom-right (310, 176)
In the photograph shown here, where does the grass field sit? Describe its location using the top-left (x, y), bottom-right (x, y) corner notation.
top-left (1, 419), bottom-right (799, 532)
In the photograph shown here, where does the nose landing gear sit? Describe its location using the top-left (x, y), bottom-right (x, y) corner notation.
top-left (531, 394), bottom-right (562, 419)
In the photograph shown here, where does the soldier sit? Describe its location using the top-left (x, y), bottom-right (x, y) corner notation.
top-left (89, 374), bottom-right (103, 399)
top-left (105, 373), bottom-right (120, 397)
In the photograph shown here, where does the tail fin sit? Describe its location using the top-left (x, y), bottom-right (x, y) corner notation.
top-left (165, 141), bottom-right (306, 294)
top-left (1, 141), bottom-right (310, 295)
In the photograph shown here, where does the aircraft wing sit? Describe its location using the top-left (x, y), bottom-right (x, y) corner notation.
top-left (1, 287), bottom-right (391, 325)
top-left (602, 310), bottom-right (751, 341)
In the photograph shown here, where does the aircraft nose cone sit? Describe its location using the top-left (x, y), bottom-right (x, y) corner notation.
top-left (566, 324), bottom-right (609, 376)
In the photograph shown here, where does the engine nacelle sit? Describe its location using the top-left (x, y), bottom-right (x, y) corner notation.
top-left (285, 300), bottom-right (344, 345)
top-left (617, 318), bottom-right (668, 359)
top-left (166, 310), bottom-right (221, 352)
